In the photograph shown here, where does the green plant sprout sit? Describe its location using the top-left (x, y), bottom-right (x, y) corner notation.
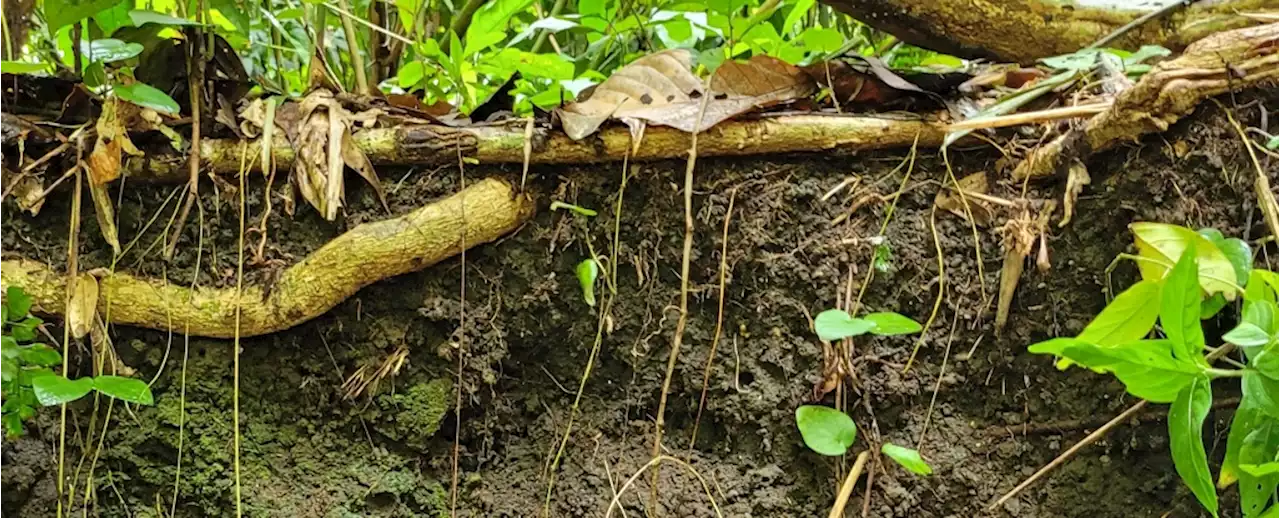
top-left (796, 405), bottom-right (857, 456)
top-left (1029, 223), bottom-right (1279, 518)
top-left (881, 443), bottom-right (933, 476)
top-left (813, 308), bottom-right (922, 341)
top-left (2, 286), bottom-right (155, 438)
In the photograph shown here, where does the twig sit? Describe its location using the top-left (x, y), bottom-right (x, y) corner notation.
top-left (334, 0), bottom-right (370, 94)
top-left (56, 144), bottom-right (85, 518)
top-left (916, 310), bottom-right (959, 450)
top-left (1087, 0), bottom-right (1200, 49)
top-left (946, 103), bottom-right (1109, 132)
top-left (165, 24), bottom-right (205, 261)
top-left (828, 451), bottom-right (871, 518)
top-left (903, 206), bottom-right (945, 372)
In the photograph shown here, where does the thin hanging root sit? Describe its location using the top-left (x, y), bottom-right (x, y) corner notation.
top-left (1, 179), bottom-right (535, 338)
top-left (651, 74), bottom-right (715, 511)
top-left (450, 145), bottom-right (468, 518)
top-left (605, 455), bottom-right (724, 518)
top-left (56, 140), bottom-right (85, 518)
top-left (164, 30), bottom-right (205, 262)
top-left (689, 188), bottom-right (736, 451)
top-left (903, 207), bottom-right (945, 373)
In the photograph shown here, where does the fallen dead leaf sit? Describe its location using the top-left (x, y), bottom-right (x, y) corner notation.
top-left (9, 174), bottom-right (46, 216)
top-left (88, 180), bottom-right (121, 255)
top-left (68, 274), bottom-right (99, 340)
top-left (289, 90), bottom-right (386, 220)
top-left (558, 49), bottom-right (702, 140)
top-left (1059, 159), bottom-right (1090, 227)
top-left (88, 98), bottom-right (141, 185)
top-left (934, 172), bottom-right (996, 226)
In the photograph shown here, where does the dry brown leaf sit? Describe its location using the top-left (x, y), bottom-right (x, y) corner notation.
top-left (558, 49), bottom-right (702, 140)
top-left (288, 90), bottom-right (386, 220)
top-left (934, 172), bottom-right (996, 226)
top-left (87, 138), bottom-right (122, 185)
top-left (1059, 159), bottom-right (1090, 227)
top-left (88, 180), bottom-right (121, 255)
top-left (624, 55), bottom-right (816, 133)
top-left (88, 98), bottom-right (141, 185)
top-left (9, 174), bottom-right (46, 216)
top-left (996, 215), bottom-right (1037, 333)
top-left (68, 274), bottom-right (99, 340)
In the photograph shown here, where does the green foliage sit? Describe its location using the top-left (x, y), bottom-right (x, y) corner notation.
top-left (576, 258), bottom-right (599, 308)
top-left (1028, 223), bottom-right (1279, 518)
top-left (2, 287), bottom-right (155, 437)
top-left (813, 309), bottom-right (921, 341)
top-left (114, 83), bottom-right (181, 114)
top-left (880, 443), bottom-right (932, 475)
top-left (795, 405), bottom-right (857, 456)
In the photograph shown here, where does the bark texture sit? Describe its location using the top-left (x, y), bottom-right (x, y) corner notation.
top-left (820, 0), bottom-right (1272, 64)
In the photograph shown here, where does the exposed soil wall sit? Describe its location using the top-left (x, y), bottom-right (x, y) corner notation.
top-left (3, 90), bottom-right (1277, 517)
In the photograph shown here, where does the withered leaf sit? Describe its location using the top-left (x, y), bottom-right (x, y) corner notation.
top-left (558, 49), bottom-right (702, 140)
top-left (1059, 159), bottom-right (1090, 227)
top-left (934, 172), bottom-right (995, 226)
top-left (341, 128), bottom-right (388, 211)
top-left (88, 98), bottom-right (142, 185)
top-left (68, 274), bottom-right (99, 340)
top-left (10, 174), bottom-right (46, 216)
top-left (88, 180), bottom-right (121, 255)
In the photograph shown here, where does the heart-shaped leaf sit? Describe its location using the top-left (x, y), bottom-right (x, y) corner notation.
top-left (796, 405), bottom-right (857, 456)
top-left (32, 376), bottom-right (94, 406)
top-left (93, 375), bottom-right (154, 405)
top-left (881, 443), bottom-right (933, 475)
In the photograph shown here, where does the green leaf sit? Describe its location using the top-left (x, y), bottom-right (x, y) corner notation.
top-left (1, 61), bottom-right (51, 74)
top-left (576, 258), bottom-right (599, 308)
top-left (210, 0), bottom-right (250, 34)
top-left (1268, 136), bottom-right (1279, 152)
top-left (1225, 323), bottom-right (1272, 348)
top-left (82, 38), bottom-right (144, 63)
top-left (1169, 377), bottom-right (1219, 517)
top-left (45, 0), bottom-right (123, 31)
top-left (464, 31), bottom-right (507, 58)
top-left (128, 10), bottom-right (200, 26)
top-left (549, 201), bottom-right (597, 217)
top-left (83, 62), bottom-right (107, 88)
top-left (814, 309), bottom-right (874, 341)
top-left (1161, 245), bottom-right (1207, 365)
top-left (796, 27), bottom-right (843, 54)
top-left (6, 286), bottom-right (33, 322)
top-left (18, 344), bottom-right (62, 367)
top-left (880, 443), bottom-right (932, 475)
top-left (398, 61), bottom-right (425, 88)
top-left (862, 312), bottom-right (922, 336)
top-left (10, 317), bottom-right (42, 342)
top-left (795, 405), bottom-right (857, 456)
top-left (1122, 45), bottom-right (1171, 66)
top-left (1246, 270), bottom-right (1279, 306)
top-left (92, 375), bottom-right (154, 404)
top-left (1201, 293), bottom-right (1228, 320)
top-left (1217, 239), bottom-right (1252, 285)
top-left (781, 0), bottom-right (816, 33)
top-left (1237, 419), bottom-right (1279, 516)
top-left (1030, 338), bottom-right (1203, 402)
top-left (1079, 279), bottom-right (1162, 346)
top-left (1243, 369), bottom-right (1278, 418)
top-left (2, 360), bottom-right (17, 383)
top-left (1241, 462), bottom-right (1279, 477)
top-left (1130, 222), bottom-right (1239, 299)
top-left (92, 0), bottom-right (133, 35)
top-left (32, 376), bottom-right (94, 406)
top-left (1220, 395), bottom-right (1270, 488)
top-left (466, 0), bottom-right (533, 44)
top-left (2, 412), bottom-right (23, 437)
top-left (114, 83), bottom-right (180, 114)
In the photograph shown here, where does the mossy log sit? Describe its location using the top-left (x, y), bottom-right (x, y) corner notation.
top-left (123, 115), bottom-right (951, 181)
top-left (0, 178), bottom-right (535, 338)
top-left (1013, 23), bottom-right (1279, 181)
top-left (819, 0), bottom-right (1271, 64)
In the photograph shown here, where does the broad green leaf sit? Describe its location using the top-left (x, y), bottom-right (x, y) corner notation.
top-left (1039, 49), bottom-right (1105, 72)
top-left (795, 405), bottom-right (857, 456)
top-left (128, 10), bottom-right (200, 26)
top-left (1243, 369), bottom-right (1278, 418)
top-left (1130, 222), bottom-right (1238, 299)
top-left (18, 344), bottom-right (62, 367)
top-left (2, 412), bottom-right (23, 437)
top-left (45, 0), bottom-right (122, 31)
top-left (466, 0), bottom-right (534, 44)
top-left (6, 286), bottom-right (33, 321)
top-left (1030, 338), bottom-right (1203, 402)
top-left (1251, 344), bottom-right (1278, 382)
top-left (32, 376), bottom-right (94, 406)
top-left (796, 27), bottom-right (843, 54)
top-left (1241, 462), bottom-right (1279, 477)
top-left (93, 375), bottom-right (154, 404)
top-left (1079, 279), bottom-right (1161, 346)
top-left (863, 312), bottom-right (922, 336)
top-left (1161, 245), bottom-right (1207, 365)
top-left (398, 61), bottom-right (425, 88)
top-left (83, 62), bottom-right (107, 88)
top-left (1217, 239), bottom-right (1252, 285)
top-left (1246, 270), bottom-right (1279, 306)
top-left (1220, 395), bottom-right (1270, 488)
top-left (2, 336), bottom-right (17, 357)
top-left (82, 38), bottom-right (144, 63)
top-left (1201, 293), bottom-right (1228, 320)
top-left (464, 31), bottom-right (507, 58)
top-left (210, 0), bottom-right (250, 34)
top-left (10, 317), bottom-right (42, 342)
top-left (576, 258), bottom-right (599, 308)
top-left (114, 83), bottom-right (180, 114)
top-left (1225, 323), bottom-right (1272, 348)
top-left (814, 310), bottom-right (874, 341)
top-left (516, 53), bottom-right (575, 81)
top-left (781, 0), bottom-right (816, 33)
top-left (1269, 136), bottom-right (1280, 152)
top-left (1238, 420), bottom-right (1279, 516)
top-left (92, 0), bottom-right (133, 35)
top-left (880, 443), bottom-right (932, 475)
top-left (1, 61), bottom-right (51, 74)
top-left (1168, 377), bottom-right (1218, 517)
top-left (1, 360), bottom-right (16, 383)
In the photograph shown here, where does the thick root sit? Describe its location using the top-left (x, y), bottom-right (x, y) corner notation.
top-left (1013, 23), bottom-right (1279, 180)
top-left (0, 178), bottom-right (535, 338)
top-left (123, 115), bottom-right (951, 181)
top-left (821, 0), bottom-right (1270, 64)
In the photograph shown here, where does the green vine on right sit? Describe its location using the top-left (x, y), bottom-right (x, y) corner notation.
top-left (1029, 223), bottom-right (1279, 518)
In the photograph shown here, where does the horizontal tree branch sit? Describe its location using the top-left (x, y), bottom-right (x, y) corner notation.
top-left (122, 115), bottom-right (953, 181)
top-left (0, 178), bottom-right (535, 338)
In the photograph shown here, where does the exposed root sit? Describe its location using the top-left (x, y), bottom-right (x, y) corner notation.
top-left (0, 178), bottom-right (535, 338)
top-left (1013, 23), bottom-right (1279, 180)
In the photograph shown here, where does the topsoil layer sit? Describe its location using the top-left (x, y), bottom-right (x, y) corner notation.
top-left (3, 90), bottom-right (1277, 517)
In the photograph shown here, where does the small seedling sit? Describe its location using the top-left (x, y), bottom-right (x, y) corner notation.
top-left (550, 201), bottom-right (598, 217)
top-left (814, 309), bottom-right (922, 342)
top-left (1, 286), bottom-right (155, 437)
top-left (796, 405), bottom-right (857, 456)
top-left (1029, 223), bottom-right (1279, 518)
top-left (881, 443), bottom-right (933, 475)
top-left (576, 258), bottom-right (600, 307)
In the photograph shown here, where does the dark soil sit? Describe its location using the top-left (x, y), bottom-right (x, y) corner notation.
top-left (3, 90), bottom-right (1277, 517)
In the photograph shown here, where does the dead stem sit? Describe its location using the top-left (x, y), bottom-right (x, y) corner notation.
top-left (232, 142), bottom-right (250, 518)
top-left (828, 450), bottom-right (871, 518)
top-left (165, 20), bottom-right (205, 262)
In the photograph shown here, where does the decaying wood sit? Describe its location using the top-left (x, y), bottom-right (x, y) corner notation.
top-left (819, 0), bottom-right (1271, 64)
top-left (120, 115), bottom-right (951, 181)
top-left (1013, 23), bottom-right (1280, 180)
top-left (0, 178), bottom-right (535, 338)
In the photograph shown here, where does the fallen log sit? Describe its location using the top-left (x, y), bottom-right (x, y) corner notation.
top-left (819, 0), bottom-right (1271, 64)
top-left (0, 178), bottom-right (535, 338)
top-left (122, 114), bottom-right (953, 181)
